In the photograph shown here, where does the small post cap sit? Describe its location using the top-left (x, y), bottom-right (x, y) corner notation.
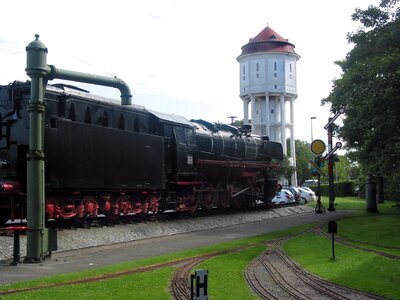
top-left (26, 34), bottom-right (48, 52)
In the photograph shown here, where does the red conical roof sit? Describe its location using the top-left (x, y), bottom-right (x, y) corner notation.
top-left (239, 26), bottom-right (298, 57)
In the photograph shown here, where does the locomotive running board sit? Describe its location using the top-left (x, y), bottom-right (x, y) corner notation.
top-left (197, 159), bottom-right (280, 170)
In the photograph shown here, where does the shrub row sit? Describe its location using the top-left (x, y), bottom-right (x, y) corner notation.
top-left (308, 181), bottom-right (355, 197)
top-left (308, 178), bottom-right (399, 202)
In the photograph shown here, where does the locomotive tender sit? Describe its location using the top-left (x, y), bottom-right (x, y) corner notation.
top-left (0, 81), bottom-right (283, 225)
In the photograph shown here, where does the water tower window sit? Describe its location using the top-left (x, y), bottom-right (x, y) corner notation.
top-left (290, 64), bottom-right (292, 72)
top-left (256, 62), bottom-right (260, 78)
top-left (274, 62), bottom-right (277, 71)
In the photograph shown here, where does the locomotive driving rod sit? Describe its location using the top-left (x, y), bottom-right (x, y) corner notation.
top-left (24, 34), bottom-right (133, 262)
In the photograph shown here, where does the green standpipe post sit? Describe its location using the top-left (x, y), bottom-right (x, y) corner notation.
top-left (24, 34), bottom-right (49, 262)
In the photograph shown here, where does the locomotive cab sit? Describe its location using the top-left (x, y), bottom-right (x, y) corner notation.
top-left (149, 111), bottom-right (197, 182)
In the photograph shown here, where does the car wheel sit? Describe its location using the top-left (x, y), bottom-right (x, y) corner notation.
top-left (300, 197), bottom-right (307, 205)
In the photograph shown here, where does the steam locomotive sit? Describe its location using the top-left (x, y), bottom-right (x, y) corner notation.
top-left (0, 81), bottom-right (283, 225)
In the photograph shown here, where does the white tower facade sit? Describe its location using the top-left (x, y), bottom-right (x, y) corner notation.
top-left (237, 26), bottom-right (300, 185)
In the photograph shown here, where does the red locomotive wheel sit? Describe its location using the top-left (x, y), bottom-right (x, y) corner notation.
top-left (116, 196), bottom-right (132, 215)
top-left (216, 183), bottom-right (229, 209)
top-left (106, 209), bottom-right (120, 221)
top-left (183, 194), bottom-right (198, 215)
top-left (81, 196), bottom-right (99, 217)
top-left (218, 191), bottom-right (229, 209)
top-left (231, 195), bottom-right (245, 210)
top-left (148, 196), bottom-right (160, 214)
top-left (202, 188), bottom-right (215, 211)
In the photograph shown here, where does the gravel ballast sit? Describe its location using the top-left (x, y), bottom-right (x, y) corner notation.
top-left (0, 205), bottom-right (314, 261)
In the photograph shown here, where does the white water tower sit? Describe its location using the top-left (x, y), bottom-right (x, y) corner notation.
top-left (237, 26), bottom-right (300, 185)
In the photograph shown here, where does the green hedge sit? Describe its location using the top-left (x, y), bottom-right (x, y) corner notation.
top-left (308, 181), bottom-right (355, 197)
top-left (308, 177), bottom-right (399, 201)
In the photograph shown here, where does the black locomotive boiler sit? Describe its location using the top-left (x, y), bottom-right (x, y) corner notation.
top-left (0, 81), bottom-right (283, 225)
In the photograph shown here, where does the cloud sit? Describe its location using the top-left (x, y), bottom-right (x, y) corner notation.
top-left (0, 39), bottom-right (24, 56)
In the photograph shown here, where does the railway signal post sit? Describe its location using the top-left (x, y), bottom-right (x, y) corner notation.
top-left (323, 108), bottom-right (345, 212)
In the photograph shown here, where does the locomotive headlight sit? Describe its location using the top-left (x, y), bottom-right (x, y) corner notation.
top-left (1, 183), bottom-right (15, 192)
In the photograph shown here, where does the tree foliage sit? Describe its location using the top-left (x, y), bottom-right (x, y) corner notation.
top-left (294, 139), bottom-right (314, 184)
top-left (275, 154), bottom-right (296, 182)
top-left (322, 0), bottom-right (400, 199)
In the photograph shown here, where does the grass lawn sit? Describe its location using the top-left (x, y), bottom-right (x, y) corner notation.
top-left (2, 267), bottom-right (176, 300)
top-left (311, 196), bottom-right (398, 213)
top-left (337, 214), bottom-right (400, 255)
top-left (196, 245), bottom-right (265, 300)
top-left (284, 233), bottom-right (400, 299)
top-left (287, 197), bottom-right (400, 299)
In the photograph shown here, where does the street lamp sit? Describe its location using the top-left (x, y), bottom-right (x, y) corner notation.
top-left (310, 117), bottom-right (316, 143)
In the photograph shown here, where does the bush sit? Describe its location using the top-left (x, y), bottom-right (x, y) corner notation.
top-left (384, 173), bottom-right (400, 202)
top-left (357, 174), bottom-right (399, 202)
top-left (335, 181), bottom-right (355, 197)
top-left (308, 181), bottom-right (354, 197)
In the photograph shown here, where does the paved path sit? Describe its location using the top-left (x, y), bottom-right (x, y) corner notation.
top-left (1, 206), bottom-right (312, 261)
top-left (0, 209), bottom-right (350, 285)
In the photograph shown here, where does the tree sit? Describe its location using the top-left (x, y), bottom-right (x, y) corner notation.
top-left (294, 140), bottom-right (314, 184)
top-left (275, 155), bottom-right (296, 183)
top-left (322, 0), bottom-right (400, 200)
top-left (231, 119), bottom-right (244, 127)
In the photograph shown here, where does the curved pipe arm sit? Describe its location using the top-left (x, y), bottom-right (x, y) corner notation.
top-left (47, 65), bottom-right (132, 105)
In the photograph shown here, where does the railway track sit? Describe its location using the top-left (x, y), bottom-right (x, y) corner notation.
top-left (245, 228), bottom-right (391, 300)
top-left (170, 254), bottom-right (217, 299)
top-left (314, 223), bottom-right (400, 260)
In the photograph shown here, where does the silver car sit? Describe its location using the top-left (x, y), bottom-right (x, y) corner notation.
top-left (298, 186), bottom-right (317, 203)
top-left (272, 189), bottom-right (295, 204)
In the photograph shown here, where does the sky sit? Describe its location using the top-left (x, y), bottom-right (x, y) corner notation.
top-left (0, 0), bottom-right (379, 144)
